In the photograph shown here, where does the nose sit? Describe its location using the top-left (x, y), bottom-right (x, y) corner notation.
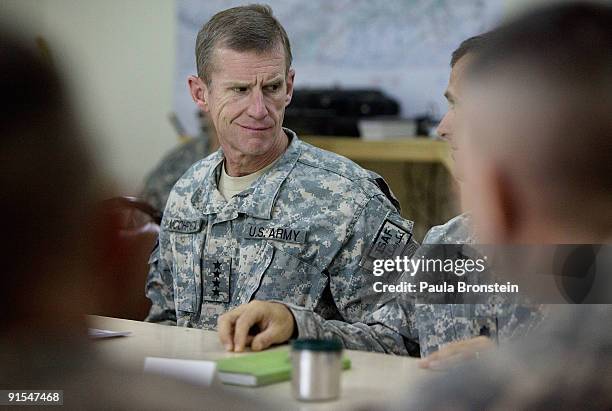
top-left (436, 110), bottom-right (453, 142)
top-left (246, 89), bottom-right (268, 120)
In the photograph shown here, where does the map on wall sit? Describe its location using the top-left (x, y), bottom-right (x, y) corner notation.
top-left (175, 0), bottom-right (503, 136)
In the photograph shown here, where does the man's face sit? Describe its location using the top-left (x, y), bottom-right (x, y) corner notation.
top-left (198, 46), bottom-right (294, 158)
top-left (436, 54), bottom-right (474, 180)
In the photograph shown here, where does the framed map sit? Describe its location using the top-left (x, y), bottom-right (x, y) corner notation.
top-left (175, 0), bottom-right (503, 136)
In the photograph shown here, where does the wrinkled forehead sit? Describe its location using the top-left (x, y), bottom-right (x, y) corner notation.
top-left (208, 45), bottom-right (287, 84)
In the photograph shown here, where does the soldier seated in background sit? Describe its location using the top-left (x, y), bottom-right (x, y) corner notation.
top-left (408, 3), bottom-right (612, 409)
top-left (145, 4), bottom-right (418, 346)
top-left (141, 112), bottom-right (216, 213)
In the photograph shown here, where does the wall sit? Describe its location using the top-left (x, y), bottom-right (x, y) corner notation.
top-left (1, 0), bottom-right (582, 194)
top-left (2, 0), bottom-right (177, 193)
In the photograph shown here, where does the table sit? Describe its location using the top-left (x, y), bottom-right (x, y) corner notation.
top-left (90, 316), bottom-right (433, 410)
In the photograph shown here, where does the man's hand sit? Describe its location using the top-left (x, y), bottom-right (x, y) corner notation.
top-left (417, 336), bottom-right (495, 370)
top-left (217, 300), bottom-right (296, 352)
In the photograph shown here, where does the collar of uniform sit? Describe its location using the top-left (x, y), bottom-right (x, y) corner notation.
top-left (191, 128), bottom-right (302, 219)
top-left (191, 151), bottom-right (225, 215)
top-left (235, 128), bottom-right (302, 220)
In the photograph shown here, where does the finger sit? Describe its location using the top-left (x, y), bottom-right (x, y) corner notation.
top-left (428, 337), bottom-right (489, 362)
top-left (217, 307), bottom-right (243, 351)
top-left (417, 358), bottom-right (430, 369)
top-left (472, 336), bottom-right (495, 350)
top-left (420, 337), bottom-right (495, 369)
top-left (233, 309), bottom-right (262, 352)
top-left (245, 334), bottom-right (255, 347)
top-left (251, 325), bottom-right (283, 352)
top-left (419, 342), bottom-right (473, 368)
top-left (421, 345), bottom-right (453, 364)
top-left (425, 352), bottom-right (465, 370)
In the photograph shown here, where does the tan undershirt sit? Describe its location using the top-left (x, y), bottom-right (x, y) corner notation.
top-left (218, 159), bottom-right (277, 201)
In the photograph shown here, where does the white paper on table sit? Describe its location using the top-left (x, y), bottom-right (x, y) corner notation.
top-left (143, 357), bottom-right (219, 387)
top-left (88, 328), bottom-right (132, 339)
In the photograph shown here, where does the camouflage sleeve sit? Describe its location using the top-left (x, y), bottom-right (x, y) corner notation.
top-left (288, 192), bottom-right (420, 355)
top-left (144, 231), bottom-right (177, 325)
top-left (326, 191), bottom-right (418, 320)
top-left (496, 303), bottom-right (550, 342)
top-left (287, 293), bottom-right (420, 355)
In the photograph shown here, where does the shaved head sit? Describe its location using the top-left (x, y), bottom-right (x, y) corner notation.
top-left (457, 2), bottom-right (612, 241)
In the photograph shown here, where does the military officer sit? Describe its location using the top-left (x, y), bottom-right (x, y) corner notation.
top-left (145, 4), bottom-right (418, 336)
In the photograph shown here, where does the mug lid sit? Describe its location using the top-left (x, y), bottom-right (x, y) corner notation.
top-left (292, 338), bottom-right (343, 352)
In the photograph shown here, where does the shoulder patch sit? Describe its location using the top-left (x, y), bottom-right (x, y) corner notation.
top-left (163, 218), bottom-right (203, 233)
top-left (368, 218), bottom-right (414, 261)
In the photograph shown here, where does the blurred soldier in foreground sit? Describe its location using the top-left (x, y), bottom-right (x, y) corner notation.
top-left (406, 3), bottom-right (612, 409)
top-left (0, 32), bottom-right (257, 410)
top-left (145, 4), bottom-right (417, 344)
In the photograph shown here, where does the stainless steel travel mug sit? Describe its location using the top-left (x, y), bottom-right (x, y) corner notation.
top-left (291, 339), bottom-right (343, 401)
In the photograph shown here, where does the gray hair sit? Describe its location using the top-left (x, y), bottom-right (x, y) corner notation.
top-left (195, 4), bottom-right (293, 85)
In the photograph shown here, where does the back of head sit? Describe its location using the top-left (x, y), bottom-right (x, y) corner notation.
top-left (195, 4), bottom-right (292, 84)
top-left (463, 2), bottom-right (612, 239)
top-left (0, 33), bottom-right (95, 325)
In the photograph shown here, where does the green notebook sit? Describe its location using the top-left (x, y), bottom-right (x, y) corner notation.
top-left (216, 348), bottom-right (351, 387)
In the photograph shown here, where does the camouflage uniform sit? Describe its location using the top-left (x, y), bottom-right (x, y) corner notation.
top-left (145, 129), bottom-right (418, 330)
top-left (405, 305), bottom-right (612, 411)
top-left (141, 135), bottom-right (210, 213)
top-left (290, 213), bottom-right (546, 357)
top-left (414, 214), bottom-right (546, 356)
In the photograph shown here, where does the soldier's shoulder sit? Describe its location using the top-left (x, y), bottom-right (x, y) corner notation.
top-left (297, 141), bottom-right (372, 180)
top-left (423, 213), bottom-right (474, 244)
top-left (295, 140), bottom-right (391, 200)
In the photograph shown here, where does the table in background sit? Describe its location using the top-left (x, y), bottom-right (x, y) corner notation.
top-left (302, 137), bottom-right (456, 241)
top-left (90, 316), bottom-right (432, 411)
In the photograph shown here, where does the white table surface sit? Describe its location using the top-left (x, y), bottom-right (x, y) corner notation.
top-left (89, 316), bottom-right (433, 410)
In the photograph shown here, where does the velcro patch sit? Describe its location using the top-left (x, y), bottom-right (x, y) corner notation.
top-left (243, 224), bottom-right (307, 244)
top-left (163, 218), bottom-right (202, 233)
top-left (368, 219), bottom-right (413, 260)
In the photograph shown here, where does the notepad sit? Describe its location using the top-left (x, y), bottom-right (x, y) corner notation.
top-left (216, 348), bottom-right (351, 387)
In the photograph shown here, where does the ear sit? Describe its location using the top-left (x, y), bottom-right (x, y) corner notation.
top-left (285, 68), bottom-right (295, 107)
top-left (188, 75), bottom-right (210, 112)
top-left (481, 165), bottom-right (520, 243)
